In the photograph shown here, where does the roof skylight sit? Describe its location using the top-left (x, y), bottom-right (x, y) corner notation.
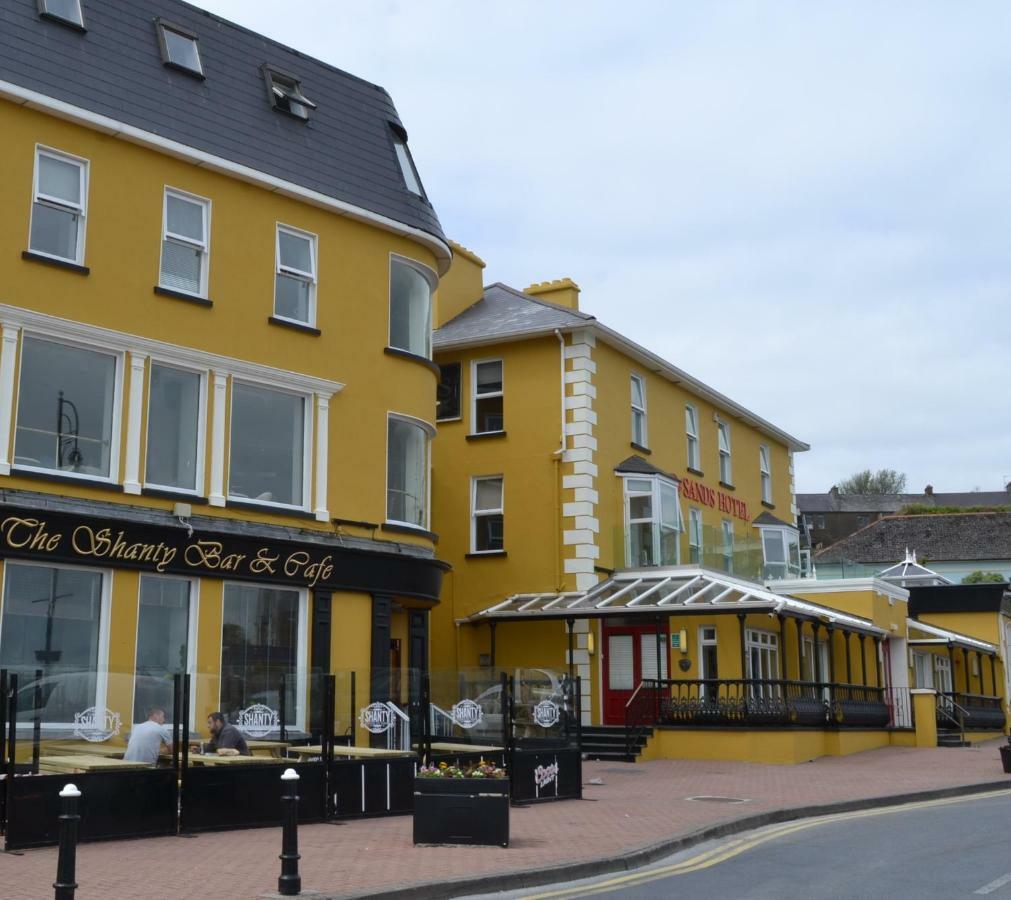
top-left (157, 20), bottom-right (204, 78)
top-left (37, 0), bottom-right (85, 30)
top-left (390, 124), bottom-right (424, 196)
top-left (263, 66), bottom-right (316, 121)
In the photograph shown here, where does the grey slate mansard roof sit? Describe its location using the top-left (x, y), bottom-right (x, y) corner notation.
top-left (434, 283), bottom-right (808, 452)
top-left (798, 490), bottom-right (1011, 514)
top-left (0, 0), bottom-right (445, 247)
top-left (814, 513), bottom-right (1011, 564)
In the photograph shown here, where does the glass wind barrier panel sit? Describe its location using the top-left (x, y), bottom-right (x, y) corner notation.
top-left (610, 524), bottom-right (765, 581)
top-left (426, 667), bottom-right (507, 750)
top-left (511, 667), bottom-right (576, 749)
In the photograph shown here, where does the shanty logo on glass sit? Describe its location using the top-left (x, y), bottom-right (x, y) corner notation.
top-left (534, 762), bottom-right (559, 790)
top-left (359, 702), bottom-right (395, 734)
top-left (533, 699), bottom-right (560, 729)
top-left (451, 699), bottom-right (483, 730)
top-left (73, 706), bottom-right (121, 743)
top-left (237, 703), bottom-right (279, 739)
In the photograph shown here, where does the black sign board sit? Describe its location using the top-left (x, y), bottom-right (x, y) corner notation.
top-left (0, 505), bottom-right (446, 602)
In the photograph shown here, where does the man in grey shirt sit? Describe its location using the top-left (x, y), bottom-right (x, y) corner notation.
top-left (202, 711), bottom-right (250, 756)
top-left (124, 707), bottom-right (172, 764)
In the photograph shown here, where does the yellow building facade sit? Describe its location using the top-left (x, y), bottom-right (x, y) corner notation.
top-left (0, 0), bottom-right (448, 748)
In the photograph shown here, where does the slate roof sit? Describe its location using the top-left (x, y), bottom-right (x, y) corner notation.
top-left (433, 283), bottom-right (594, 348)
top-left (752, 511), bottom-right (794, 528)
top-left (613, 455), bottom-right (679, 479)
top-left (0, 0), bottom-right (444, 243)
top-left (814, 513), bottom-right (1011, 564)
top-left (798, 491), bottom-right (1011, 514)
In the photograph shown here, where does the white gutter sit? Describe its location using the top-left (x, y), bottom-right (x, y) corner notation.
top-left (0, 81), bottom-right (453, 275)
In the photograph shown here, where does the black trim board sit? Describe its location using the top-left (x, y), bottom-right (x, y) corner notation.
top-left (909, 583), bottom-right (1010, 615)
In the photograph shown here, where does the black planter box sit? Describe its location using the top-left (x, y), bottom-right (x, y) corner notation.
top-left (1000, 745), bottom-right (1011, 774)
top-left (413, 777), bottom-right (509, 847)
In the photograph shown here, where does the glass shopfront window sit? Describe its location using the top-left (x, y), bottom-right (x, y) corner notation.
top-left (133, 575), bottom-right (191, 723)
top-left (0, 562), bottom-right (104, 724)
top-left (14, 336), bottom-right (117, 479)
top-left (146, 364), bottom-right (202, 492)
top-left (220, 583), bottom-right (303, 728)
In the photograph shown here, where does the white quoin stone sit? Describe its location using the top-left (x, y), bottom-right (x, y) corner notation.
top-left (564, 557), bottom-right (595, 574)
top-left (570, 434), bottom-right (597, 451)
top-left (574, 516), bottom-right (600, 533)
top-left (569, 356), bottom-right (597, 373)
top-left (562, 474), bottom-right (594, 491)
top-left (570, 330), bottom-right (596, 347)
top-left (564, 421), bottom-right (594, 437)
top-left (563, 344), bottom-right (593, 360)
top-left (575, 544), bottom-right (600, 560)
top-left (576, 572), bottom-right (601, 591)
top-left (563, 529), bottom-right (595, 545)
top-left (562, 501), bottom-right (595, 518)
top-left (562, 448), bottom-right (593, 464)
top-left (571, 461), bottom-right (598, 477)
top-left (570, 382), bottom-right (597, 399)
top-left (570, 408), bottom-right (598, 425)
top-left (565, 369), bottom-right (593, 385)
top-left (565, 395), bottom-right (594, 410)
top-left (572, 487), bottom-right (599, 504)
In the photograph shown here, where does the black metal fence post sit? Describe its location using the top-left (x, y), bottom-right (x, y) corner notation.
top-left (500, 671), bottom-right (511, 755)
top-left (278, 768), bottom-right (301, 896)
top-left (53, 783), bottom-right (81, 900)
top-left (32, 669), bottom-right (43, 774)
top-left (279, 673), bottom-right (288, 744)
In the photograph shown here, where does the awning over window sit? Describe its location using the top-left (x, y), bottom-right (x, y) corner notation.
top-left (906, 619), bottom-right (997, 654)
top-left (462, 566), bottom-right (886, 637)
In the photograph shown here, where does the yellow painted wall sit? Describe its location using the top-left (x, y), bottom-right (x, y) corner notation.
top-left (0, 101), bottom-right (438, 551)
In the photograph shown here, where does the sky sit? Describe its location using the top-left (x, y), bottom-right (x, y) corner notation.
top-left (194, 0), bottom-right (1011, 494)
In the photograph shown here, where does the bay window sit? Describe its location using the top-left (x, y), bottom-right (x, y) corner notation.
top-left (623, 475), bottom-right (681, 567)
top-left (760, 526), bottom-right (802, 580)
top-left (228, 382), bottom-right (306, 508)
top-left (29, 147), bottom-right (88, 264)
top-left (387, 415), bottom-right (431, 529)
top-left (14, 335), bottom-right (118, 479)
top-left (472, 476), bottom-right (504, 552)
top-left (389, 258), bottom-right (433, 359)
top-left (146, 363), bottom-right (203, 493)
top-left (220, 583), bottom-right (304, 729)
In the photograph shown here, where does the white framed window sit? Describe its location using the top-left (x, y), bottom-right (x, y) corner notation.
top-left (623, 475), bottom-right (681, 567)
top-left (472, 359), bottom-right (504, 434)
top-left (688, 507), bottom-right (703, 564)
top-left (759, 526), bottom-right (802, 580)
top-left (14, 334), bottom-right (121, 482)
top-left (717, 419), bottom-right (732, 484)
top-left (685, 404), bottom-right (700, 470)
top-left (29, 146), bottom-right (88, 265)
top-left (933, 655), bottom-right (953, 694)
top-left (0, 560), bottom-right (111, 730)
top-left (37, 0), bottom-right (84, 29)
top-left (759, 444), bottom-right (772, 505)
top-left (387, 414), bottom-right (433, 530)
top-left (912, 650), bottom-right (933, 690)
top-left (390, 125), bottom-right (424, 196)
top-left (745, 629), bottom-right (780, 687)
top-left (133, 574), bottom-right (197, 725)
top-left (145, 361), bottom-right (205, 494)
top-left (156, 20), bottom-right (203, 76)
top-left (228, 381), bottom-right (309, 510)
top-left (274, 224), bottom-right (317, 327)
top-left (699, 625), bottom-right (719, 696)
top-left (471, 476), bottom-right (504, 553)
top-left (630, 374), bottom-right (647, 447)
top-left (721, 519), bottom-right (734, 574)
top-left (159, 189), bottom-right (210, 298)
top-left (220, 582), bottom-right (307, 731)
top-left (389, 256), bottom-right (434, 359)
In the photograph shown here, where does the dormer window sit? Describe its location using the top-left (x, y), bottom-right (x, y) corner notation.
top-left (157, 20), bottom-right (203, 78)
top-left (390, 124), bottom-right (424, 196)
top-left (263, 66), bottom-right (316, 121)
top-left (37, 0), bottom-right (84, 30)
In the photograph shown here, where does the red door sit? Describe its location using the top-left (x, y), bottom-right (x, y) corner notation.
top-left (602, 624), bottom-right (669, 725)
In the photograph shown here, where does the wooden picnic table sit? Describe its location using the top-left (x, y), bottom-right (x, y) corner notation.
top-left (188, 753), bottom-right (283, 766)
top-left (246, 740), bottom-right (291, 758)
top-left (38, 755), bottom-right (151, 774)
top-left (287, 745), bottom-right (414, 760)
top-left (429, 742), bottom-right (504, 753)
top-left (43, 742), bottom-right (126, 759)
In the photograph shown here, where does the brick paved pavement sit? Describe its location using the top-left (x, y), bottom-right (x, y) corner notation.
top-left (3, 741), bottom-right (1009, 900)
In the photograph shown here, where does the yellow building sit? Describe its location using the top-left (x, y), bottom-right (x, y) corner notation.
top-left (0, 0), bottom-right (448, 745)
top-left (429, 248), bottom-right (1007, 762)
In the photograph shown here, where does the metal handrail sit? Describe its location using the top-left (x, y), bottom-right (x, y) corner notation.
top-left (384, 701), bottom-right (410, 751)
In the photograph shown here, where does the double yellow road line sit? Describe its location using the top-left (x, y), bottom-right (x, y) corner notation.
top-left (519, 788), bottom-right (1011, 899)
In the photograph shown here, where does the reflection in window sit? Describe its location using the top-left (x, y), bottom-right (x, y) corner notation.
top-left (133, 576), bottom-right (190, 723)
top-left (146, 364), bottom-right (201, 492)
top-left (157, 21), bottom-right (203, 75)
top-left (630, 375), bottom-right (647, 446)
top-left (220, 584), bottom-right (300, 727)
top-left (37, 0), bottom-right (84, 28)
top-left (472, 476), bottom-right (504, 552)
top-left (15, 336), bottom-right (116, 478)
top-left (0, 563), bottom-right (103, 725)
top-left (760, 445), bottom-right (772, 504)
top-left (275, 226), bottom-right (316, 325)
top-left (688, 508), bottom-right (703, 564)
top-left (437, 362), bottom-right (461, 421)
top-left (473, 360), bottom-right (503, 433)
top-left (721, 519), bottom-right (734, 573)
top-left (391, 127), bottom-right (424, 195)
top-left (263, 67), bottom-right (316, 120)
top-left (624, 475), bottom-right (681, 567)
top-left (228, 383), bottom-right (305, 507)
top-left (160, 190), bottom-right (209, 296)
top-left (718, 421), bottom-right (732, 484)
top-left (389, 260), bottom-right (432, 358)
top-left (760, 527), bottom-right (802, 580)
top-left (685, 405), bottom-right (700, 470)
top-left (387, 416), bottom-right (430, 528)
top-left (30, 149), bottom-right (87, 263)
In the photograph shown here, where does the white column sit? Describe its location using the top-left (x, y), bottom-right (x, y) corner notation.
top-left (314, 392), bottom-right (331, 522)
top-left (0, 325), bottom-right (20, 476)
top-left (122, 352), bottom-right (148, 494)
top-left (209, 372), bottom-right (228, 507)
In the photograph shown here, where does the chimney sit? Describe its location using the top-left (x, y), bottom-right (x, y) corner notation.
top-left (829, 485), bottom-right (839, 496)
top-left (434, 240), bottom-right (486, 328)
top-left (523, 278), bottom-right (581, 311)
top-left (924, 485), bottom-right (933, 496)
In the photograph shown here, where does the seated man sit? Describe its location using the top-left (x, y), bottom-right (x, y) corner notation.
top-left (202, 711), bottom-right (251, 756)
top-left (124, 707), bottom-right (172, 764)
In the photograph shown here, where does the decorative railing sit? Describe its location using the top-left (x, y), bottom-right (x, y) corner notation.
top-left (936, 692), bottom-right (1005, 732)
top-left (625, 678), bottom-right (892, 745)
top-left (884, 686), bottom-right (914, 728)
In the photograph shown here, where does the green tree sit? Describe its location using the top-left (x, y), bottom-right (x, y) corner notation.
top-left (961, 570), bottom-right (1007, 584)
top-left (837, 469), bottom-right (907, 494)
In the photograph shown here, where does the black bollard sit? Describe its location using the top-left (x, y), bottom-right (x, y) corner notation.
top-left (53, 783), bottom-right (81, 900)
top-left (278, 768), bottom-right (301, 896)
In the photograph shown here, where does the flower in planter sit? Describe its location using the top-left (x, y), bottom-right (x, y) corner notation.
top-left (418, 758), bottom-right (507, 779)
